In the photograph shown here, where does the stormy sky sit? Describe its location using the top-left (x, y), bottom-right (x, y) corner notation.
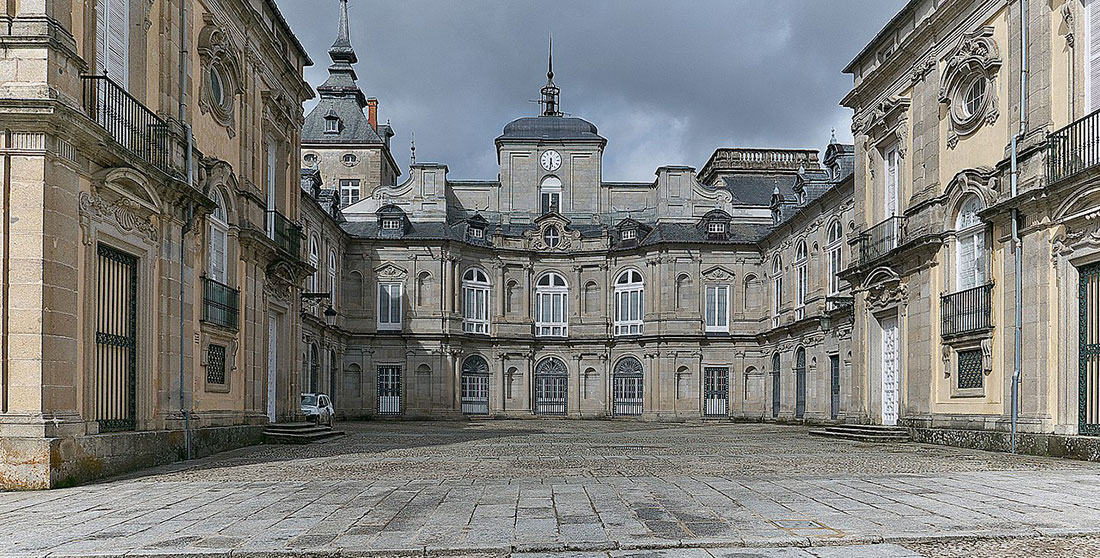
top-left (275, 0), bottom-right (905, 182)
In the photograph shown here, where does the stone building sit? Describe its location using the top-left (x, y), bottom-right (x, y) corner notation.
top-left (0, 0), bottom-right (313, 488)
top-left (841, 0), bottom-right (1100, 450)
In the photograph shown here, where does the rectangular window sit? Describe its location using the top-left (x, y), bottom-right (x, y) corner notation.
top-left (772, 276), bottom-right (782, 327)
top-left (96, 0), bottom-right (130, 88)
top-left (339, 179), bottom-right (361, 207)
top-left (378, 283), bottom-right (402, 330)
top-left (796, 264), bottom-right (807, 319)
top-left (621, 229), bottom-right (636, 240)
top-left (382, 219), bottom-right (401, 230)
top-left (614, 287), bottom-right (644, 336)
top-left (463, 286), bottom-right (490, 334)
top-left (470, 227), bottom-right (484, 239)
top-left (884, 145), bottom-right (900, 218)
top-left (377, 366), bottom-right (402, 414)
top-left (541, 191), bottom-right (560, 214)
top-left (957, 349), bottom-right (983, 390)
top-left (206, 344), bottom-right (227, 385)
top-left (94, 244), bottom-right (138, 432)
top-left (707, 222), bottom-right (726, 234)
top-left (828, 245), bottom-right (843, 295)
top-left (705, 285), bottom-right (729, 332)
top-left (535, 291), bottom-right (568, 337)
top-left (1088, 0), bottom-right (1100, 112)
top-left (325, 118), bottom-right (339, 133)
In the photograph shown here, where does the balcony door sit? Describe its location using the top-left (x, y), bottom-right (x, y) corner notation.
top-left (884, 146), bottom-right (900, 219)
top-left (95, 0), bottom-right (129, 88)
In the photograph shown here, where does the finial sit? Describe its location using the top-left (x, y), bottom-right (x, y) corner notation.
top-left (830, 128), bottom-right (838, 144)
top-left (540, 32), bottom-right (562, 117)
top-left (329, 0), bottom-right (357, 64)
top-left (410, 132), bottom-right (416, 165)
top-left (548, 31), bottom-right (554, 82)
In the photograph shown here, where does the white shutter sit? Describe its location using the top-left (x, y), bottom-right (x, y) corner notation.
top-left (973, 230), bottom-right (986, 286)
top-left (105, 0), bottom-right (129, 88)
top-left (210, 223), bottom-right (227, 283)
top-left (1089, 0), bottom-right (1100, 112)
top-left (95, 0), bottom-right (109, 75)
top-left (885, 148), bottom-right (899, 218)
top-left (957, 231), bottom-right (976, 290)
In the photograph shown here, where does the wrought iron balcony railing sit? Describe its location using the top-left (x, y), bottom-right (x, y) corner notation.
top-left (81, 75), bottom-right (176, 176)
top-left (857, 216), bottom-right (905, 265)
top-left (941, 283), bottom-right (993, 337)
top-left (826, 296), bottom-right (855, 314)
top-left (266, 209), bottom-right (301, 257)
top-left (1048, 108), bottom-right (1100, 185)
top-left (202, 276), bottom-right (239, 330)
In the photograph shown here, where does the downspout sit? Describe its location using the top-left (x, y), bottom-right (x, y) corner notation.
top-left (179, 0), bottom-right (194, 460)
top-left (1009, 0), bottom-right (1028, 454)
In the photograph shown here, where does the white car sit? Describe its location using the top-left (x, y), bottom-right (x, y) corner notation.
top-left (300, 393), bottom-right (335, 426)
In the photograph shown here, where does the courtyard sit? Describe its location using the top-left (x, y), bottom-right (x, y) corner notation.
top-left (3, 421), bottom-right (1100, 557)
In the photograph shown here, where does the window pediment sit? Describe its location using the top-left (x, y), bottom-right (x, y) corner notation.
top-left (702, 265), bottom-right (735, 282)
top-left (374, 263), bottom-right (408, 280)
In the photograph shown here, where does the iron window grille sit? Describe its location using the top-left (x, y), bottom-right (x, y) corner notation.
top-left (957, 349), bottom-right (983, 390)
top-left (206, 344), bottom-right (227, 385)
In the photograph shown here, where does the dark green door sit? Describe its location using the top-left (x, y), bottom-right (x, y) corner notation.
top-left (1081, 262), bottom-right (1100, 435)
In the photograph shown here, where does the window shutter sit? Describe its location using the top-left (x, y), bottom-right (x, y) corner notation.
top-left (973, 230), bottom-right (986, 286)
top-left (957, 232), bottom-right (976, 290)
top-left (210, 224), bottom-right (227, 283)
top-left (1090, 0), bottom-right (1100, 112)
top-left (106, 0), bottom-right (129, 88)
top-left (95, 0), bottom-right (108, 75)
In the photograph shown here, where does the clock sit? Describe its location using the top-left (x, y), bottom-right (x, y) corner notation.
top-left (540, 150), bottom-right (562, 172)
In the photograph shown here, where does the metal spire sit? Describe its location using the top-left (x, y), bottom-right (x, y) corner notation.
top-left (329, 0), bottom-right (356, 64)
top-left (548, 32), bottom-right (554, 82)
top-left (540, 31), bottom-right (562, 117)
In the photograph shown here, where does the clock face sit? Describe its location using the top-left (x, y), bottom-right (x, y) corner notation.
top-left (541, 150), bottom-right (562, 171)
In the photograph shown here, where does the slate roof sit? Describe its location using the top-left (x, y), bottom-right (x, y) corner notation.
top-left (720, 174), bottom-right (799, 206)
top-left (498, 116), bottom-right (604, 142)
top-left (637, 222), bottom-right (770, 246)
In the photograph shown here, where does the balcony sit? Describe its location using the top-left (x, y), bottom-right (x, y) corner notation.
top-left (857, 216), bottom-right (905, 265)
top-left (266, 210), bottom-right (301, 257)
top-left (826, 296), bottom-right (855, 314)
top-left (81, 75), bottom-right (177, 177)
top-left (941, 283), bottom-right (993, 337)
top-left (1048, 108), bottom-right (1100, 185)
top-left (202, 277), bottom-right (239, 330)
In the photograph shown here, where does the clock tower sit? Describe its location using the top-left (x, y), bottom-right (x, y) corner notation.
top-left (495, 37), bottom-right (606, 224)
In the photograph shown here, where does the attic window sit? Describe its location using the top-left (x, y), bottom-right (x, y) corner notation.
top-left (707, 222), bottom-right (726, 235)
top-left (381, 219), bottom-right (401, 231)
top-left (622, 229), bottom-right (637, 241)
top-left (470, 227), bottom-right (484, 239)
top-left (343, 153), bottom-right (358, 166)
top-left (325, 117), bottom-right (340, 133)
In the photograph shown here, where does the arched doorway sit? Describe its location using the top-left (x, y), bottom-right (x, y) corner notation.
top-left (534, 358), bottom-right (567, 416)
top-left (461, 355), bottom-right (490, 416)
top-left (795, 347), bottom-right (807, 419)
top-left (612, 357), bottom-right (644, 416)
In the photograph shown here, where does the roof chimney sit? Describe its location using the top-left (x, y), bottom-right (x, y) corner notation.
top-left (367, 97), bottom-right (378, 131)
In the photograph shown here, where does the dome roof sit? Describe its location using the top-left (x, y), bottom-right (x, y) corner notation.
top-left (499, 116), bottom-right (603, 141)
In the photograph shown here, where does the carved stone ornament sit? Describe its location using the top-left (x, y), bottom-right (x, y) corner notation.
top-left (375, 263), bottom-right (409, 280)
top-left (526, 217), bottom-right (582, 252)
top-left (940, 27), bottom-right (1001, 149)
top-left (264, 260), bottom-right (297, 304)
top-left (702, 265), bottom-right (735, 282)
top-left (911, 53), bottom-right (937, 84)
top-left (942, 345), bottom-right (952, 377)
top-left (980, 338), bottom-right (993, 374)
top-left (197, 16), bottom-right (243, 138)
top-left (863, 270), bottom-right (908, 313)
top-left (78, 191), bottom-right (159, 244)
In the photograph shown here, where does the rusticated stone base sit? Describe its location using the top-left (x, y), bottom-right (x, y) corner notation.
top-left (910, 427), bottom-right (1100, 462)
top-left (0, 424), bottom-right (263, 490)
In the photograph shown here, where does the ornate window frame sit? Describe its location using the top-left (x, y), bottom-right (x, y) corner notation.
top-left (197, 17), bottom-right (242, 138)
top-left (939, 27), bottom-right (1001, 149)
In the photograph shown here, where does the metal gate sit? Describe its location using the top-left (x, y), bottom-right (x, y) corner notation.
top-left (377, 366), bottom-right (402, 414)
top-left (771, 353), bottom-right (781, 418)
top-left (461, 355), bottom-right (490, 415)
top-left (534, 358), bottom-right (567, 415)
top-left (795, 348), bottom-right (807, 418)
top-left (1081, 262), bottom-right (1100, 435)
top-left (830, 355), bottom-right (841, 420)
top-left (703, 367), bottom-right (729, 417)
top-left (612, 357), bottom-right (644, 416)
top-left (880, 316), bottom-right (900, 426)
top-left (95, 244), bottom-right (138, 432)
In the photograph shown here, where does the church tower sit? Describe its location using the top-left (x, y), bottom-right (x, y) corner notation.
top-left (302, 0), bottom-right (401, 208)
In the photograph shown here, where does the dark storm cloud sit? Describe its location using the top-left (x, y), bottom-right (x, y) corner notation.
top-left (276, 0), bottom-right (906, 181)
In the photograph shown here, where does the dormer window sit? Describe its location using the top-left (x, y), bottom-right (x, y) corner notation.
top-left (470, 227), bottom-right (484, 239)
top-left (381, 219), bottom-right (401, 231)
top-left (343, 153), bottom-right (358, 166)
top-left (325, 117), bottom-right (340, 133)
top-left (543, 226), bottom-right (561, 248)
top-left (707, 222), bottom-right (726, 235)
top-left (621, 229), bottom-right (637, 241)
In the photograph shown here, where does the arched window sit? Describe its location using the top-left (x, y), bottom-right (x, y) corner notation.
top-left (534, 357), bottom-right (568, 415)
top-left (308, 235), bottom-right (320, 292)
top-left (535, 272), bottom-right (568, 337)
top-left (540, 176), bottom-right (562, 214)
top-left (772, 256), bottom-right (783, 327)
top-left (955, 195), bottom-right (987, 291)
top-left (614, 269), bottom-right (645, 336)
top-left (328, 249), bottom-right (338, 308)
top-left (795, 241), bottom-right (808, 319)
top-left (208, 191), bottom-right (229, 283)
top-left (462, 268), bottom-right (491, 334)
top-left (460, 355), bottom-right (490, 415)
top-left (827, 221), bottom-right (844, 295)
top-left (612, 356), bottom-right (644, 416)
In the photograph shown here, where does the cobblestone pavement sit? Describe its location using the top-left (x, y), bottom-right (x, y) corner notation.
top-left (2, 421), bottom-right (1100, 557)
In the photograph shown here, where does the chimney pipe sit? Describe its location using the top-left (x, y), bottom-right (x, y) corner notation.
top-left (367, 98), bottom-right (378, 131)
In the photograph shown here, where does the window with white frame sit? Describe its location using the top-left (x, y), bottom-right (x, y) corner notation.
top-left (827, 221), bottom-right (844, 295)
top-left (621, 229), bottom-right (637, 241)
top-left (377, 283), bottom-right (402, 330)
top-left (208, 191), bottom-right (228, 283)
top-left (955, 195), bottom-right (987, 291)
top-left (469, 227), bottom-right (484, 239)
top-left (540, 176), bottom-right (562, 214)
top-left (535, 272), bottom-right (568, 337)
top-left (707, 221), bottom-right (726, 234)
top-left (339, 179), bottom-right (361, 207)
top-left (705, 284), bottom-right (729, 333)
top-left (462, 268), bottom-right (491, 334)
top-left (614, 270), bottom-right (645, 336)
top-left (95, 0), bottom-right (130, 88)
top-left (308, 236), bottom-right (319, 292)
top-left (772, 256), bottom-right (783, 327)
top-left (381, 219), bottom-right (401, 230)
top-left (795, 241), bottom-right (808, 320)
top-left (883, 144), bottom-right (900, 219)
top-left (327, 249), bottom-right (338, 308)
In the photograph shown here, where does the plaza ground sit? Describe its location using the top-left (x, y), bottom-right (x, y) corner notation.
top-left (3, 421), bottom-right (1100, 557)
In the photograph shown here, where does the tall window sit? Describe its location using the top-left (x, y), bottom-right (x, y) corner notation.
top-left (208, 191), bottom-right (228, 283)
top-left (955, 195), bottom-right (987, 291)
top-left (827, 221), bottom-right (844, 295)
top-left (540, 176), bottom-right (562, 214)
top-left (795, 241), bottom-right (808, 320)
top-left (535, 272), bottom-right (568, 337)
top-left (772, 256), bottom-right (783, 327)
top-left (378, 283), bottom-right (402, 330)
top-left (462, 268), bottom-right (491, 334)
top-left (327, 250), bottom-right (338, 308)
top-left (614, 270), bottom-right (645, 336)
top-left (884, 145), bottom-right (900, 218)
top-left (339, 179), bottom-right (361, 207)
top-left (308, 236), bottom-right (319, 292)
top-left (95, 0), bottom-right (129, 88)
top-left (265, 142), bottom-right (277, 238)
top-left (1089, 0), bottom-right (1100, 112)
top-left (705, 284), bottom-right (729, 333)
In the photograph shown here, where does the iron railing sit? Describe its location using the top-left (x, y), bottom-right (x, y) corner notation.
top-left (1048, 108), bottom-right (1100, 185)
top-left (202, 276), bottom-right (240, 330)
top-left (266, 210), bottom-right (301, 257)
top-left (941, 283), bottom-right (993, 337)
top-left (858, 216), bottom-right (905, 265)
top-left (81, 75), bottom-right (175, 176)
top-left (826, 296), bottom-right (855, 313)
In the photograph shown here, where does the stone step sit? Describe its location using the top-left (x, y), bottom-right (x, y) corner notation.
top-left (823, 424), bottom-right (910, 436)
top-left (264, 422), bottom-right (332, 433)
top-left (809, 427), bottom-right (910, 443)
top-left (263, 428), bottom-right (345, 445)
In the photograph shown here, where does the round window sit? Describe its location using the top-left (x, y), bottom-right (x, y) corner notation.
top-left (543, 226), bottom-right (561, 248)
top-left (209, 67), bottom-right (226, 107)
top-left (962, 77), bottom-right (986, 119)
top-left (343, 153), bottom-right (358, 166)
top-left (304, 153), bottom-right (318, 166)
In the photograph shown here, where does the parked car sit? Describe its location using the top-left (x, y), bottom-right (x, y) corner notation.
top-left (300, 393), bottom-right (335, 426)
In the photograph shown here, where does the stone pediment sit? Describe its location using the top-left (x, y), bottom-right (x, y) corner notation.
top-left (374, 263), bottom-right (408, 280)
top-left (701, 265), bottom-right (736, 282)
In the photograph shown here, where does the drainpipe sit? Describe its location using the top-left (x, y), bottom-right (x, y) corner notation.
top-left (179, 0), bottom-right (194, 460)
top-left (1009, 0), bottom-right (1028, 454)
